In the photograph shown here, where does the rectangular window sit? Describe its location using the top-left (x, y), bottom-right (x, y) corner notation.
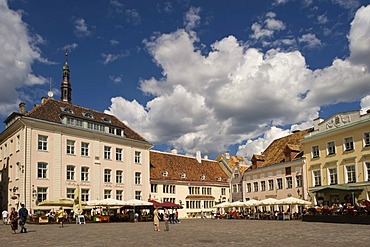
top-left (296, 175), bottom-right (302, 187)
top-left (253, 182), bottom-right (258, 192)
top-left (116, 190), bottom-right (123, 201)
top-left (268, 179), bottom-right (274, 191)
top-left (104, 190), bottom-right (111, 199)
top-left (327, 141), bottom-right (336, 155)
top-left (37, 187), bottom-right (47, 203)
top-left (344, 137), bottom-right (354, 151)
top-left (151, 184), bottom-right (158, 193)
top-left (135, 151), bottom-right (141, 164)
top-left (286, 177), bottom-right (293, 189)
top-left (66, 140), bottom-right (75, 155)
top-left (66, 188), bottom-right (75, 199)
top-left (81, 167), bottom-right (89, 181)
top-left (232, 184), bottom-right (238, 193)
top-left (116, 170), bottom-right (123, 183)
top-left (16, 135), bottom-right (20, 151)
top-left (221, 188), bottom-right (226, 195)
top-left (135, 172), bottom-right (141, 184)
top-left (367, 163), bottom-right (370, 181)
top-left (135, 191), bottom-right (141, 200)
top-left (260, 181), bottom-right (266, 191)
top-left (104, 169), bottom-right (111, 183)
top-left (66, 165), bottom-right (75, 180)
top-left (346, 165), bottom-right (356, 183)
top-left (104, 146), bottom-right (111, 160)
top-left (37, 162), bottom-right (48, 179)
top-left (247, 183), bottom-right (251, 193)
top-left (81, 189), bottom-right (89, 201)
top-left (116, 148), bottom-right (122, 161)
top-left (312, 145), bottom-right (319, 158)
top-left (329, 168), bottom-right (338, 185)
top-left (277, 178), bottom-right (283, 190)
top-left (285, 167), bottom-right (291, 175)
top-left (364, 132), bottom-right (370, 147)
top-left (38, 135), bottom-right (48, 151)
top-left (81, 142), bottom-right (89, 156)
top-left (313, 170), bottom-right (321, 186)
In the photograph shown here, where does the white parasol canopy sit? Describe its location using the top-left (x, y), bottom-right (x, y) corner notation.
top-left (229, 201), bottom-right (246, 207)
top-left (122, 199), bottom-right (153, 207)
top-left (278, 197), bottom-right (312, 206)
top-left (258, 198), bottom-right (280, 206)
top-left (87, 198), bottom-right (126, 207)
top-left (214, 201), bottom-right (232, 208)
top-left (38, 197), bottom-right (74, 207)
top-left (244, 199), bottom-right (260, 207)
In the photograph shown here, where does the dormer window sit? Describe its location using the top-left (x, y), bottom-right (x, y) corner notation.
top-left (61, 107), bottom-right (74, 114)
top-left (217, 176), bottom-right (222, 181)
top-left (200, 174), bottom-right (205, 180)
top-left (180, 173), bottom-right (186, 179)
top-left (162, 171), bottom-right (168, 177)
top-left (83, 112), bottom-right (93, 119)
top-left (102, 117), bottom-right (111, 123)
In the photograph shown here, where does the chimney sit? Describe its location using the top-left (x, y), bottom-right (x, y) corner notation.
top-left (171, 148), bottom-right (178, 154)
top-left (19, 102), bottom-right (26, 114)
top-left (225, 151), bottom-right (230, 160)
top-left (196, 151), bottom-right (201, 163)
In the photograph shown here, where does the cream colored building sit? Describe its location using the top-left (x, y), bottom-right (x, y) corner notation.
top-left (0, 57), bottom-right (152, 212)
top-left (302, 111), bottom-right (370, 206)
top-left (150, 150), bottom-right (230, 219)
top-left (242, 130), bottom-right (311, 212)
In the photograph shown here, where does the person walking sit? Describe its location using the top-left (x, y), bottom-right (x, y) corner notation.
top-left (2, 209), bottom-right (8, 225)
top-left (153, 207), bottom-right (160, 231)
top-left (164, 208), bottom-right (170, 231)
top-left (18, 203), bottom-right (28, 233)
top-left (57, 207), bottom-right (65, 228)
top-left (9, 207), bottom-right (18, 234)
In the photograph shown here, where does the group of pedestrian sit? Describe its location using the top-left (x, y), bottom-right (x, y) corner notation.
top-left (153, 207), bottom-right (180, 232)
top-left (5, 203), bottom-right (29, 234)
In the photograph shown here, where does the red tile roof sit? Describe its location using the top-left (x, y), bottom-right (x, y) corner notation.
top-left (24, 98), bottom-right (149, 143)
top-left (150, 150), bottom-right (229, 184)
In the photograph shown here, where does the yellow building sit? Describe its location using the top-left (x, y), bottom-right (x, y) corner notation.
top-left (302, 111), bottom-right (370, 206)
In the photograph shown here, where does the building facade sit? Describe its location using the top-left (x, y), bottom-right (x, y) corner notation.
top-left (302, 111), bottom-right (370, 206)
top-left (242, 130), bottom-right (311, 212)
top-left (0, 56), bottom-right (152, 212)
top-left (215, 152), bottom-right (249, 202)
top-left (150, 150), bottom-right (230, 219)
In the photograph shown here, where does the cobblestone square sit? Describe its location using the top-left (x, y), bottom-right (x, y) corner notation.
top-left (1, 219), bottom-right (369, 247)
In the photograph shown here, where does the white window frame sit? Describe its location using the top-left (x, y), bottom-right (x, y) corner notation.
top-left (135, 191), bottom-right (142, 200)
top-left (364, 132), bottom-right (370, 147)
top-left (66, 165), bottom-right (75, 180)
top-left (277, 178), bottom-right (283, 190)
top-left (104, 169), bottom-right (112, 183)
top-left (260, 181), bottom-right (266, 191)
top-left (296, 175), bottom-right (302, 187)
top-left (268, 179), bottom-right (274, 191)
top-left (286, 176), bottom-right (293, 189)
top-left (116, 190), bottom-right (123, 201)
top-left (37, 162), bottom-right (48, 179)
top-left (365, 162), bottom-right (370, 182)
top-left (253, 182), bottom-right (258, 192)
top-left (135, 151), bottom-right (141, 164)
top-left (313, 170), bottom-right (321, 187)
top-left (327, 141), bottom-right (336, 155)
top-left (135, 172), bottom-right (141, 185)
top-left (246, 183), bottom-right (251, 193)
top-left (116, 148), bottom-right (122, 161)
top-left (312, 145), bottom-right (319, 158)
top-left (328, 167), bottom-right (338, 185)
top-left (66, 140), bottom-right (75, 155)
top-left (104, 189), bottom-right (112, 199)
top-left (344, 136), bottom-right (354, 151)
top-left (38, 135), bottom-right (48, 151)
top-left (81, 189), bottom-right (89, 201)
top-left (345, 164), bottom-right (356, 183)
top-left (81, 167), bottom-right (89, 181)
top-left (37, 187), bottom-right (48, 202)
top-left (66, 188), bottom-right (75, 199)
top-left (116, 170), bottom-right (123, 184)
top-left (81, 142), bottom-right (89, 156)
top-left (104, 146), bottom-right (111, 160)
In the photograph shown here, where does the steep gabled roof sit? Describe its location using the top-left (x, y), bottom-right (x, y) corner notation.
top-left (25, 98), bottom-right (149, 143)
top-left (215, 154), bottom-right (249, 174)
top-left (150, 150), bottom-right (228, 183)
top-left (257, 128), bottom-right (313, 168)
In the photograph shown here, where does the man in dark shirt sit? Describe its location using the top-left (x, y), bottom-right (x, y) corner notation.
top-left (18, 203), bottom-right (28, 233)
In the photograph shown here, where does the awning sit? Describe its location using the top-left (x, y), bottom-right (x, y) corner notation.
top-left (310, 184), bottom-right (364, 193)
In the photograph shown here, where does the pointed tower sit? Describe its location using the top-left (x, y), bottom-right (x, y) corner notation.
top-left (61, 49), bottom-right (72, 103)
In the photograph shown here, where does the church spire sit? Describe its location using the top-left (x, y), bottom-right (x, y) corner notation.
top-left (61, 49), bottom-right (72, 103)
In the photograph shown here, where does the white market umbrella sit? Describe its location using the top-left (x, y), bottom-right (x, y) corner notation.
top-left (244, 199), bottom-right (260, 207)
top-left (229, 201), bottom-right (245, 208)
top-left (87, 198), bottom-right (126, 207)
top-left (259, 198), bottom-right (280, 206)
top-left (122, 199), bottom-right (153, 207)
top-left (278, 197), bottom-right (312, 206)
top-left (214, 201), bottom-right (232, 208)
top-left (38, 197), bottom-right (74, 207)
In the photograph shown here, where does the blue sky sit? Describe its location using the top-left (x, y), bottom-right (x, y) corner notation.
top-left (1, 0), bottom-right (370, 160)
